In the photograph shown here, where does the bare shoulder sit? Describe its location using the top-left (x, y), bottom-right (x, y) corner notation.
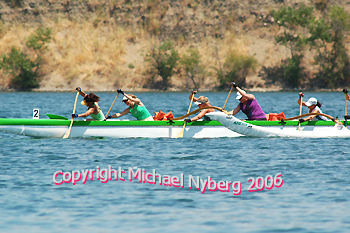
top-left (137, 101), bottom-right (145, 107)
top-left (246, 93), bottom-right (255, 100)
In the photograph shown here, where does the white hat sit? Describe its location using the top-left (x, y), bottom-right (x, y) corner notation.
top-left (122, 96), bottom-right (128, 101)
top-left (194, 96), bottom-right (209, 105)
top-left (236, 90), bottom-right (246, 100)
top-left (305, 97), bottom-right (317, 106)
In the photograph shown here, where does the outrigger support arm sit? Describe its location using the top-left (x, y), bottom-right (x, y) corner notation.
top-left (168, 106), bottom-right (228, 121)
top-left (282, 113), bottom-right (343, 125)
top-left (168, 107), bottom-right (343, 125)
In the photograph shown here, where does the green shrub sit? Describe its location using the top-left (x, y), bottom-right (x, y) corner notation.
top-left (145, 40), bottom-right (180, 90)
top-left (282, 55), bottom-right (305, 88)
top-left (270, 4), bottom-right (350, 89)
top-left (308, 6), bottom-right (350, 88)
top-left (180, 47), bottom-right (204, 90)
top-left (0, 27), bottom-right (52, 91)
top-left (259, 55), bottom-right (306, 89)
top-left (217, 52), bottom-right (258, 90)
top-left (269, 3), bottom-right (314, 89)
top-left (26, 27), bottom-right (52, 52)
top-left (1, 47), bottom-right (37, 90)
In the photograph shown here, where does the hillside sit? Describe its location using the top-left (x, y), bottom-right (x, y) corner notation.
top-left (0, 0), bottom-right (349, 91)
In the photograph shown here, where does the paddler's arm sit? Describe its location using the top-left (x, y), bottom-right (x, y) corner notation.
top-left (189, 109), bottom-right (209, 122)
top-left (302, 115), bottom-right (316, 121)
top-left (236, 86), bottom-right (255, 100)
top-left (228, 104), bottom-right (241, 116)
top-left (109, 108), bottom-right (130, 118)
top-left (76, 87), bottom-right (87, 98)
top-left (77, 108), bottom-right (94, 117)
top-left (124, 94), bottom-right (144, 106)
top-left (298, 92), bottom-right (306, 106)
top-left (189, 91), bottom-right (198, 102)
top-left (300, 107), bottom-right (320, 122)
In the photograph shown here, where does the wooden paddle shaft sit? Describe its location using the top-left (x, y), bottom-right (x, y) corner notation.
top-left (63, 92), bottom-right (79, 139)
top-left (298, 95), bottom-right (303, 131)
top-left (345, 94), bottom-right (347, 128)
top-left (106, 93), bottom-right (119, 118)
top-left (346, 94), bottom-right (347, 116)
top-left (72, 92), bottom-right (79, 115)
top-left (186, 94), bottom-right (195, 116)
top-left (223, 85), bottom-right (233, 110)
top-left (176, 94), bottom-right (195, 138)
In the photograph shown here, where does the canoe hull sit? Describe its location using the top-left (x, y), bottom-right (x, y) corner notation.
top-left (0, 118), bottom-right (241, 138)
top-left (207, 112), bottom-right (350, 138)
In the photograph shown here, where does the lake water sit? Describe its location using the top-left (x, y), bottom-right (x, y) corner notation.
top-left (0, 91), bottom-right (349, 232)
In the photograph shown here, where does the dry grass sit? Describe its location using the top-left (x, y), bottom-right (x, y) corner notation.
top-left (0, 0), bottom-right (349, 91)
top-left (168, 32), bottom-right (257, 90)
top-left (0, 19), bottom-right (287, 91)
top-left (0, 24), bottom-right (37, 89)
top-left (43, 17), bottom-right (128, 90)
top-left (0, 16), bottom-right (135, 91)
top-left (0, 11), bottom-right (287, 91)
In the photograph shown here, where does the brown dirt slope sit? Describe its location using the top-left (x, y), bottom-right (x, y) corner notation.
top-left (0, 0), bottom-right (349, 91)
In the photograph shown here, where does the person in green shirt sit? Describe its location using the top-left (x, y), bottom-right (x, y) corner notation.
top-left (72, 87), bottom-right (105, 121)
top-left (106, 89), bottom-right (154, 121)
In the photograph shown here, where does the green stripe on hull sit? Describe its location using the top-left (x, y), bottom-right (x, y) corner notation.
top-left (0, 118), bottom-right (223, 126)
top-left (0, 118), bottom-right (341, 127)
top-left (245, 120), bottom-right (339, 126)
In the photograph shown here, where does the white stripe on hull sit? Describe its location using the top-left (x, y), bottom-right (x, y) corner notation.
top-left (0, 125), bottom-right (241, 138)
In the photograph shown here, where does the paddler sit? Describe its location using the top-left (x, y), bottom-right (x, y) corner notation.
top-left (297, 92), bottom-right (328, 122)
top-left (228, 82), bottom-right (267, 120)
top-left (184, 91), bottom-right (215, 123)
top-left (106, 89), bottom-right (154, 121)
top-left (72, 87), bottom-right (105, 121)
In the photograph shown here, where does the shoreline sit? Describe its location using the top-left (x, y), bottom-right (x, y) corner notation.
top-left (0, 87), bottom-right (347, 93)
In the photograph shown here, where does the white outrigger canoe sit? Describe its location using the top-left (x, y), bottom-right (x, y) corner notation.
top-left (207, 112), bottom-right (350, 138)
top-left (0, 115), bottom-right (241, 138)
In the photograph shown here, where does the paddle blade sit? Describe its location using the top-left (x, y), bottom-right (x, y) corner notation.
top-left (63, 120), bottom-right (73, 139)
top-left (176, 124), bottom-right (186, 138)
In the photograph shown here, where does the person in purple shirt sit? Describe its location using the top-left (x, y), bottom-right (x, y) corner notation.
top-left (228, 82), bottom-right (267, 120)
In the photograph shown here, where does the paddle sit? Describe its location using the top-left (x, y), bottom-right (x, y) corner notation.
top-left (63, 92), bottom-right (79, 139)
top-left (176, 93), bottom-right (195, 138)
top-left (344, 89), bottom-right (348, 128)
top-left (298, 93), bottom-right (303, 131)
top-left (105, 93), bottom-right (120, 118)
top-left (223, 82), bottom-right (234, 110)
top-left (346, 94), bottom-right (348, 116)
